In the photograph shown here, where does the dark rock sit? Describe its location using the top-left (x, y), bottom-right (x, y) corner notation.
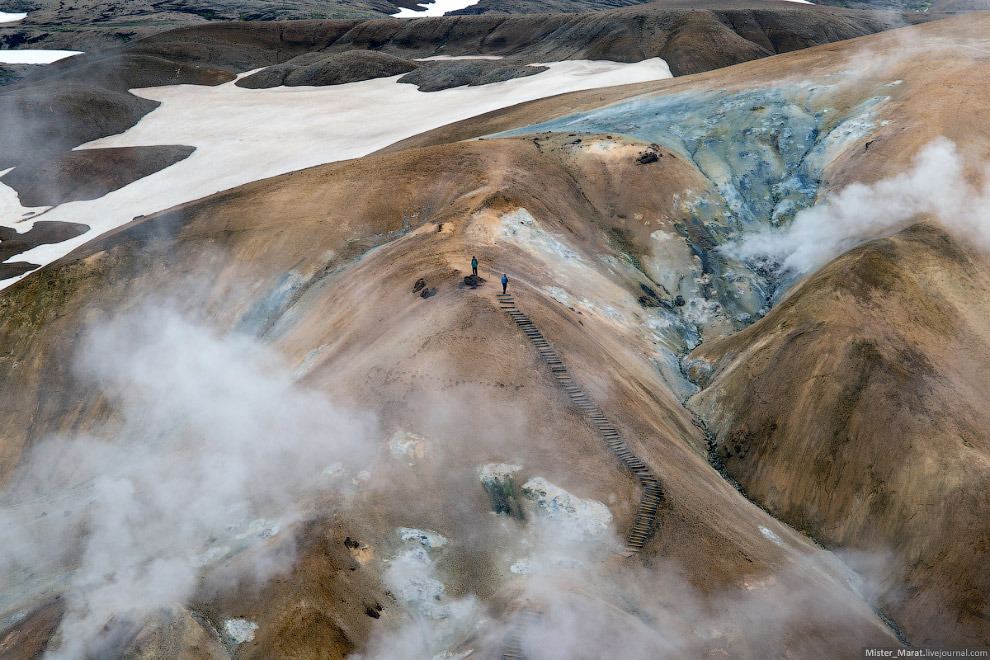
top-left (636, 150), bottom-right (660, 165)
top-left (0, 64), bottom-right (29, 86)
top-left (365, 605), bottom-right (380, 619)
top-left (638, 282), bottom-right (674, 310)
top-left (481, 476), bottom-right (524, 519)
top-left (413, 277), bottom-right (426, 293)
top-left (462, 274), bottom-right (485, 288)
top-left (420, 287), bottom-right (437, 298)
top-left (236, 50), bottom-right (416, 89)
top-left (0, 261), bottom-right (39, 280)
top-left (675, 295), bottom-right (686, 307)
top-left (397, 60), bottom-right (546, 92)
top-left (0, 221), bottom-right (89, 267)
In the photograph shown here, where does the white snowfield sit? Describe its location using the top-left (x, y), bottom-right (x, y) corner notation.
top-left (0, 11), bottom-right (26, 23)
top-left (0, 58), bottom-right (672, 290)
top-left (0, 50), bottom-right (81, 64)
top-left (392, 0), bottom-right (482, 18)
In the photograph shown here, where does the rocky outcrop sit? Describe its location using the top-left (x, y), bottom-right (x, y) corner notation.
top-left (0, 221), bottom-right (90, 263)
top-left (397, 59), bottom-right (546, 92)
top-left (236, 50), bottom-right (416, 88)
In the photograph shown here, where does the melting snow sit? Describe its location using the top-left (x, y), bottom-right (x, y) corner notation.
top-left (0, 50), bottom-right (81, 64)
top-left (392, 0), bottom-right (481, 18)
top-left (0, 58), bottom-right (671, 291)
top-left (224, 619), bottom-right (258, 644)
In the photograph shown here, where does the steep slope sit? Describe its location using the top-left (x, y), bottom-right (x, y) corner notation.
top-left (2, 9), bottom-right (990, 658)
top-left (0, 136), bottom-right (896, 658)
top-left (686, 224), bottom-right (990, 645)
top-left (401, 11), bottom-right (990, 648)
top-left (373, 12), bottom-right (990, 647)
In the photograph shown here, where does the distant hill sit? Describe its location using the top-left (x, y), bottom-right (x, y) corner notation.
top-left (0, 0), bottom-right (957, 52)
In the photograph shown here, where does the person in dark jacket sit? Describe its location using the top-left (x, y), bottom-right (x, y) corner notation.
top-left (501, 274), bottom-right (508, 294)
top-left (471, 256), bottom-right (479, 276)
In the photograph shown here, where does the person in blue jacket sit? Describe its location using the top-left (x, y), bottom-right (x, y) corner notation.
top-left (471, 256), bottom-right (478, 276)
top-left (501, 274), bottom-right (508, 294)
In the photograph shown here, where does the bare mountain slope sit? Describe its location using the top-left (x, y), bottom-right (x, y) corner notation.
top-left (0, 137), bottom-right (896, 658)
top-left (2, 10), bottom-right (990, 659)
top-left (686, 223), bottom-right (990, 646)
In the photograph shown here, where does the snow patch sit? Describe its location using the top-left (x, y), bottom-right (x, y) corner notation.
top-left (0, 58), bottom-right (670, 291)
top-left (0, 11), bottom-right (26, 22)
top-left (0, 50), bottom-right (81, 64)
top-left (392, 0), bottom-right (480, 17)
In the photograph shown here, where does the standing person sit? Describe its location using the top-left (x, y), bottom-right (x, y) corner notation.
top-left (471, 256), bottom-right (479, 276)
top-left (501, 274), bottom-right (508, 295)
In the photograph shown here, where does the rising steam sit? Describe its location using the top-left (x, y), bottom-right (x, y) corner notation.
top-left (729, 138), bottom-right (990, 275)
top-left (0, 306), bottom-right (376, 658)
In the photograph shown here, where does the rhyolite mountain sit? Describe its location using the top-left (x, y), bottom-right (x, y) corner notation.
top-left (0, 6), bottom-right (988, 660)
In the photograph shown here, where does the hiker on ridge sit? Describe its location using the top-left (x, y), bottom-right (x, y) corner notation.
top-left (471, 256), bottom-right (479, 276)
top-left (502, 274), bottom-right (508, 295)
